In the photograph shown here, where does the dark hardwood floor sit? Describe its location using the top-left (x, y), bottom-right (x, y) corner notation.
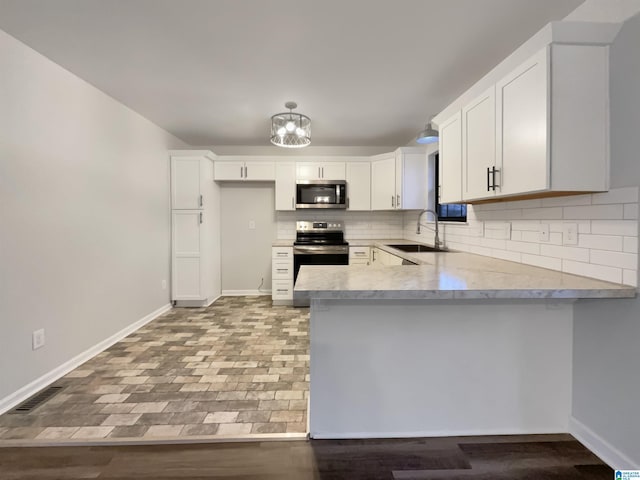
top-left (0, 434), bottom-right (612, 479)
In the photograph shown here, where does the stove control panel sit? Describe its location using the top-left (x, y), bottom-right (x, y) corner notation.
top-left (296, 221), bottom-right (343, 232)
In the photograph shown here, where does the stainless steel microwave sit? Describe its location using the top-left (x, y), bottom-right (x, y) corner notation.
top-left (296, 180), bottom-right (347, 209)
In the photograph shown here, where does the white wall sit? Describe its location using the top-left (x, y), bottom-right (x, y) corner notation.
top-left (0, 30), bottom-right (185, 405)
top-left (571, 11), bottom-right (640, 468)
top-left (220, 184), bottom-right (277, 293)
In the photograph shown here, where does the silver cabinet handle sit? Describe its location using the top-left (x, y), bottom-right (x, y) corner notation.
top-left (276, 289), bottom-right (288, 293)
top-left (276, 268), bottom-right (289, 272)
top-left (199, 194), bottom-right (203, 207)
top-left (244, 166), bottom-right (248, 178)
top-left (199, 212), bottom-right (203, 224)
top-left (396, 194), bottom-right (400, 208)
top-left (321, 167), bottom-right (324, 178)
top-left (391, 196), bottom-right (395, 208)
top-left (347, 197), bottom-right (350, 209)
top-left (318, 167), bottom-right (321, 178)
top-left (241, 166), bottom-right (244, 178)
top-left (372, 249), bottom-right (377, 261)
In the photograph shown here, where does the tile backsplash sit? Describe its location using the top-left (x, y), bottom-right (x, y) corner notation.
top-left (403, 187), bottom-right (639, 286)
top-left (276, 211), bottom-right (404, 241)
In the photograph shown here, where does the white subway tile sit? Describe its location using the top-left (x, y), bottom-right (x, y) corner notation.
top-left (503, 198), bottom-right (543, 209)
top-left (521, 254), bottom-right (562, 271)
top-left (521, 207), bottom-right (564, 220)
top-left (510, 230), bottom-right (522, 241)
top-left (591, 186), bottom-right (639, 205)
top-left (506, 240), bottom-right (540, 255)
top-left (520, 231), bottom-right (540, 243)
top-left (563, 204), bottom-right (623, 220)
top-left (591, 220), bottom-right (638, 236)
top-left (540, 244), bottom-right (590, 262)
top-left (510, 221), bottom-right (541, 232)
top-left (578, 234), bottom-right (623, 252)
top-left (467, 245), bottom-right (493, 256)
top-left (491, 249), bottom-right (522, 263)
top-left (623, 236), bottom-right (638, 253)
top-left (562, 260), bottom-right (622, 284)
top-left (549, 232), bottom-right (563, 245)
top-left (480, 238), bottom-right (507, 249)
top-left (590, 250), bottom-right (638, 270)
top-left (475, 209), bottom-right (523, 221)
top-left (624, 203), bottom-right (638, 220)
top-left (623, 269), bottom-right (638, 287)
top-left (541, 194), bottom-right (592, 207)
top-left (578, 222), bottom-right (592, 234)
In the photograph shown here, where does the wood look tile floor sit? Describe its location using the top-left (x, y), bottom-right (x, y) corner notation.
top-left (0, 296), bottom-right (310, 442)
top-left (0, 435), bottom-right (613, 479)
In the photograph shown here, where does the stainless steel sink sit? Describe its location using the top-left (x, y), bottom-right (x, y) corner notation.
top-left (385, 244), bottom-right (450, 253)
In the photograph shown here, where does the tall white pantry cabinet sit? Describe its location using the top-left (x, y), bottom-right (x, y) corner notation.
top-left (170, 150), bottom-right (221, 307)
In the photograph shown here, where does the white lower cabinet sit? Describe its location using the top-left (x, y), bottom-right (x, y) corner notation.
top-left (272, 246), bottom-right (293, 305)
top-left (349, 246), bottom-right (371, 266)
top-left (371, 247), bottom-right (403, 266)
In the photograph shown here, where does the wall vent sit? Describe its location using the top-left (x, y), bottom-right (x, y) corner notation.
top-left (9, 385), bottom-right (65, 414)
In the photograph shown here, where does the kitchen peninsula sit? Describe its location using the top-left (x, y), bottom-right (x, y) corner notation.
top-left (294, 246), bottom-right (636, 439)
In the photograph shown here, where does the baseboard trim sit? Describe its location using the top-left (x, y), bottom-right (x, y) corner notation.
top-left (310, 427), bottom-right (568, 440)
top-left (569, 416), bottom-right (638, 469)
top-left (221, 290), bottom-right (272, 296)
top-left (0, 303), bottom-right (172, 416)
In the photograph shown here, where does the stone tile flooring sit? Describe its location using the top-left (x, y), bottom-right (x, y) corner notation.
top-left (0, 296), bottom-right (310, 442)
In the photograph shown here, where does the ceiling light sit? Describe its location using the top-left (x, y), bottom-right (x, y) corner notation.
top-left (416, 120), bottom-right (439, 144)
top-left (271, 102), bottom-right (311, 148)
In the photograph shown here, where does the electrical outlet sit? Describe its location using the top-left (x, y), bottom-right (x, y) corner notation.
top-left (161, 279), bottom-right (167, 290)
top-left (539, 224), bottom-right (550, 242)
top-left (248, 220), bottom-right (256, 230)
top-left (32, 329), bottom-right (45, 350)
top-left (563, 223), bottom-right (578, 245)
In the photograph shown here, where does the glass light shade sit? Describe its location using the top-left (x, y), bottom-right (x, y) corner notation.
top-left (416, 123), bottom-right (439, 144)
top-left (271, 110), bottom-right (311, 148)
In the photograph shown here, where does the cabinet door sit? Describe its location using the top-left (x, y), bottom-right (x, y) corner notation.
top-left (321, 163), bottom-right (346, 180)
top-left (371, 157), bottom-right (396, 210)
top-left (275, 163), bottom-right (296, 211)
top-left (497, 47), bottom-right (549, 196)
top-left (439, 111), bottom-right (463, 204)
top-left (463, 87), bottom-right (496, 201)
top-left (296, 162), bottom-right (322, 180)
top-left (396, 149), bottom-right (428, 210)
top-left (172, 210), bottom-right (204, 300)
top-left (214, 161), bottom-right (244, 181)
top-left (245, 161), bottom-right (276, 181)
top-left (346, 162), bottom-right (371, 210)
top-left (171, 157), bottom-right (204, 209)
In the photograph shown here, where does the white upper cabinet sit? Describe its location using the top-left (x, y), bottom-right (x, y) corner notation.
top-left (214, 160), bottom-right (275, 181)
top-left (496, 47), bottom-right (548, 196)
top-left (171, 155), bottom-right (210, 209)
top-left (296, 162), bottom-right (346, 180)
top-left (438, 112), bottom-right (463, 204)
top-left (371, 148), bottom-right (427, 210)
top-left (437, 42), bottom-right (610, 203)
top-left (275, 162), bottom-right (296, 211)
top-left (371, 155), bottom-right (396, 210)
top-left (346, 162), bottom-right (371, 210)
top-left (462, 86), bottom-right (497, 201)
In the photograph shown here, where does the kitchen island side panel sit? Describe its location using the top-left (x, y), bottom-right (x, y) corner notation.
top-left (309, 299), bottom-right (573, 438)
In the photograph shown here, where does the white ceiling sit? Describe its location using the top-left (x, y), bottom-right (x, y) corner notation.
top-left (0, 0), bottom-right (584, 148)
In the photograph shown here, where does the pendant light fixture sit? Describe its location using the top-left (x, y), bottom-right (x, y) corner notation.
top-left (270, 102), bottom-right (311, 148)
top-left (416, 117), bottom-right (439, 144)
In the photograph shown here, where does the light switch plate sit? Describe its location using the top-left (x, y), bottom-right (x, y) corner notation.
top-left (563, 223), bottom-right (578, 245)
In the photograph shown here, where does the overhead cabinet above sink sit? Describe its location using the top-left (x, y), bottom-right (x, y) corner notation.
top-left (436, 24), bottom-right (614, 204)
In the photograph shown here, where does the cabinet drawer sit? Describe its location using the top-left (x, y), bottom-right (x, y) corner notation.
top-left (349, 259), bottom-right (370, 266)
top-left (272, 260), bottom-right (293, 279)
top-left (349, 247), bottom-right (371, 259)
top-left (272, 246), bottom-right (293, 260)
top-left (272, 280), bottom-right (294, 299)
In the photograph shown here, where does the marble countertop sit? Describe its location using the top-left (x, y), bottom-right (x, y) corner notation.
top-left (294, 242), bottom-right (637, 300)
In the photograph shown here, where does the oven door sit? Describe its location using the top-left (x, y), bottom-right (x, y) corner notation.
top-left (293, 246), bottom-right (349, 282)
top-left (293, 246), bottom-right (349, 307)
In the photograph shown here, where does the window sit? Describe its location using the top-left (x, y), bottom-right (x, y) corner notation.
top-left (434, 153), bottom-right (467, 222)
